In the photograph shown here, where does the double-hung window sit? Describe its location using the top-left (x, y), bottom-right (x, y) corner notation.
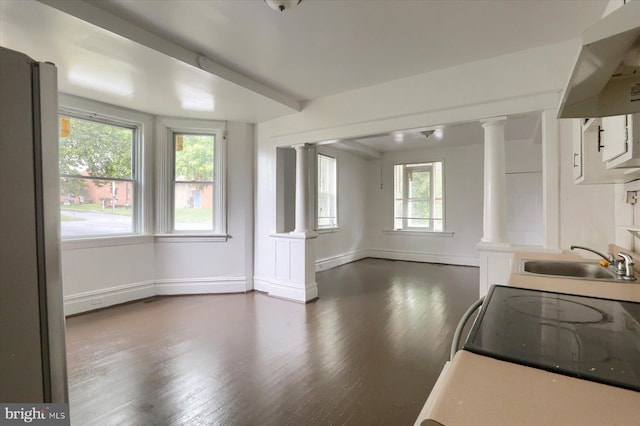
top-left (394, 161), bottom-right (444, 231)
top-left (58, 114), bottom-right (138, 238)
top-left (317, 153), bottom-right (337, 229)
top-left (173, 133), bottom-right (216, 231)
top-left (157, 118), bottom-right (225, 236)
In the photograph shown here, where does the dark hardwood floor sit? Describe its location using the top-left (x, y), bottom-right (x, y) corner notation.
top-left (65, 259), bottom-right (479, 425)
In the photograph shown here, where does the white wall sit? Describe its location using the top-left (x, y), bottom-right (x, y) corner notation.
top-left (314, 145), bottom-right (369, 271)
top-left (62, 239), bottom-right (155, 314)
top-left (505, 137), bottom-right (544, 246)
top-left (366, 144), bottom-right (483, 266)
top-left (506, 138), bottom-right (542, 174)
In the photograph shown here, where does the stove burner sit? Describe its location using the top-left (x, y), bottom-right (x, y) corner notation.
top-left (505, 295), bottom-right (612, 324)
top-left (464, 286), bottom-right (640, 392)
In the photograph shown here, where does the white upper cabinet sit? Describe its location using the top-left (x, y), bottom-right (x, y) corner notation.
top-left (601, 115), bottom-right (629, 162)
top-left (604, 113), bottom-right (640, 169)
top-left (572, 119), bottom-right (583, 181)
top-left (574, 117), bottom-right (640, 184)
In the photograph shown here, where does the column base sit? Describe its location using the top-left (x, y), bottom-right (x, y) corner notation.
top-left (267, 279), bottom-right (318, 303)
top-left (268, 232), bottom-right (318, 303)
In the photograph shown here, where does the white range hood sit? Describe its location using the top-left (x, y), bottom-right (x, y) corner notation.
top-left (558, 1), bottom-right (640, 118)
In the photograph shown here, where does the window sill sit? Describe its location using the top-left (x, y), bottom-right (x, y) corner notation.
top-left (62, 235), bottom-right (153, 250)
top-left (154, 234), bottom-right (229, 243)
top-left (316, 227), bottom-right (340, 234)
top-left (383, 229), bottom-right (455, 237)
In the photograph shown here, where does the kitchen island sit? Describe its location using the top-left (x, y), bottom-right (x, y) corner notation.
top-left (415, 251), bottom-right (640, 426)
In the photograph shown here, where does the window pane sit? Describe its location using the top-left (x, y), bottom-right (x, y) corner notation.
top-left (60, 177), bottom-right (134, 236)
top-left (59, 114), bottom-right (136, 238)
top-left (174, 133), bottom-right (215, 231)
top-left (174, 182), bottom-right (213, 231)
top-left (175, 134), bottom-right (214, 181)
top-left (317, 154), bottom-right (337, 228)
top-left (407, 200), bottom-right (431, 227)
top-left (407, 218), bottom-right (430, 228)
top-left (408, 169), bottom-right (431, 199)
top-left (59, 116), bottom-right (133, 179)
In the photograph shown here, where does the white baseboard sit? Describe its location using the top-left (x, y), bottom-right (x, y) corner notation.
top-left (367, 249), bottom-right (479, 267)
top-left (154, 277), bottom-right (249, 295)
top-left (268, 279), bottom-right (318, 303)
top-left (252, 277), bottom-right (318, 303)
top-left (253, 277), bottom-right (271, 293)
top-left (65, 277), bottom-right (251, 315)
top-left (316, 249), bottom-right (369, 272)
top-left (64, 280), bottom-right (155, 316)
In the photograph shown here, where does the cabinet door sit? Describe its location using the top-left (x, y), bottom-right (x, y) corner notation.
top-left (601, 115), bottom-right (628, 162)
top-left (572, 119), bottom-right (582, 180)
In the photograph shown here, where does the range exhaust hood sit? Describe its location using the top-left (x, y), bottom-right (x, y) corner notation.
top-left (558, 1), bottom-right (640, 118)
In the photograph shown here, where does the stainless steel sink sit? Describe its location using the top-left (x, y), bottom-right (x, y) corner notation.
top-left (518, 259), bottom-right (619, 281)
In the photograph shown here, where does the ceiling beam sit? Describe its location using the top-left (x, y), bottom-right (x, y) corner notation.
top-left (332, 140), bottom-right (382, 160)
top-left (37, 0), bottom-right (302, 112)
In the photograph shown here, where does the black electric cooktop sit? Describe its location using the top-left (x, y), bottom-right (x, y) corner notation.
top-left (463, 285), bottom-right (640, 392)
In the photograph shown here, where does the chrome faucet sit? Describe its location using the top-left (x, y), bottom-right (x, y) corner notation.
top-left (569, 245), bottom-right (614, 263)
top-left (617, 252), bottom-right (636, 281)
top-left (570, 245), bottom-right (636, 281)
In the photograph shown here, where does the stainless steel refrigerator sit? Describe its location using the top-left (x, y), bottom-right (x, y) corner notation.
top-left (0, 46), bottom-right (68, 403)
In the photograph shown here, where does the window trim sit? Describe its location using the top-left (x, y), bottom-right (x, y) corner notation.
top-left (58, 94), bottom-right (152, 241)
top-left (394, 160), bottom-right (445, 232)
top-left (156, 117), bottom-right (227, 238)
top-left (316, 151), bottom-right (338, 230)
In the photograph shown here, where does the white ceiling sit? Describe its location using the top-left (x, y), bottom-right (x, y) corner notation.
top-left (0, 0), bottom-right (607, 124)
top-left (335, 112), bottom-right (541, 156)
top-left (87, 0), bottom-right (607, 101)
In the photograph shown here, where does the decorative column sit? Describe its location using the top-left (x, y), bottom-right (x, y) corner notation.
top-left (480, 117), bottom-right (508, 244)
top-left (293, 143), bottom-right (310, 234)
top-left (477, 116), bottom-right (511, 298)
top-left (267, 143), bottom-right (318, 303)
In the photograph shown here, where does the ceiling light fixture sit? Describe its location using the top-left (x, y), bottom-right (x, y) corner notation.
top-left (420, 128), bottom-right (444, 140)
top-left (265, 0), bottom-right (303, 12)
top-left (393, 132), bottom-right (405, 144)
